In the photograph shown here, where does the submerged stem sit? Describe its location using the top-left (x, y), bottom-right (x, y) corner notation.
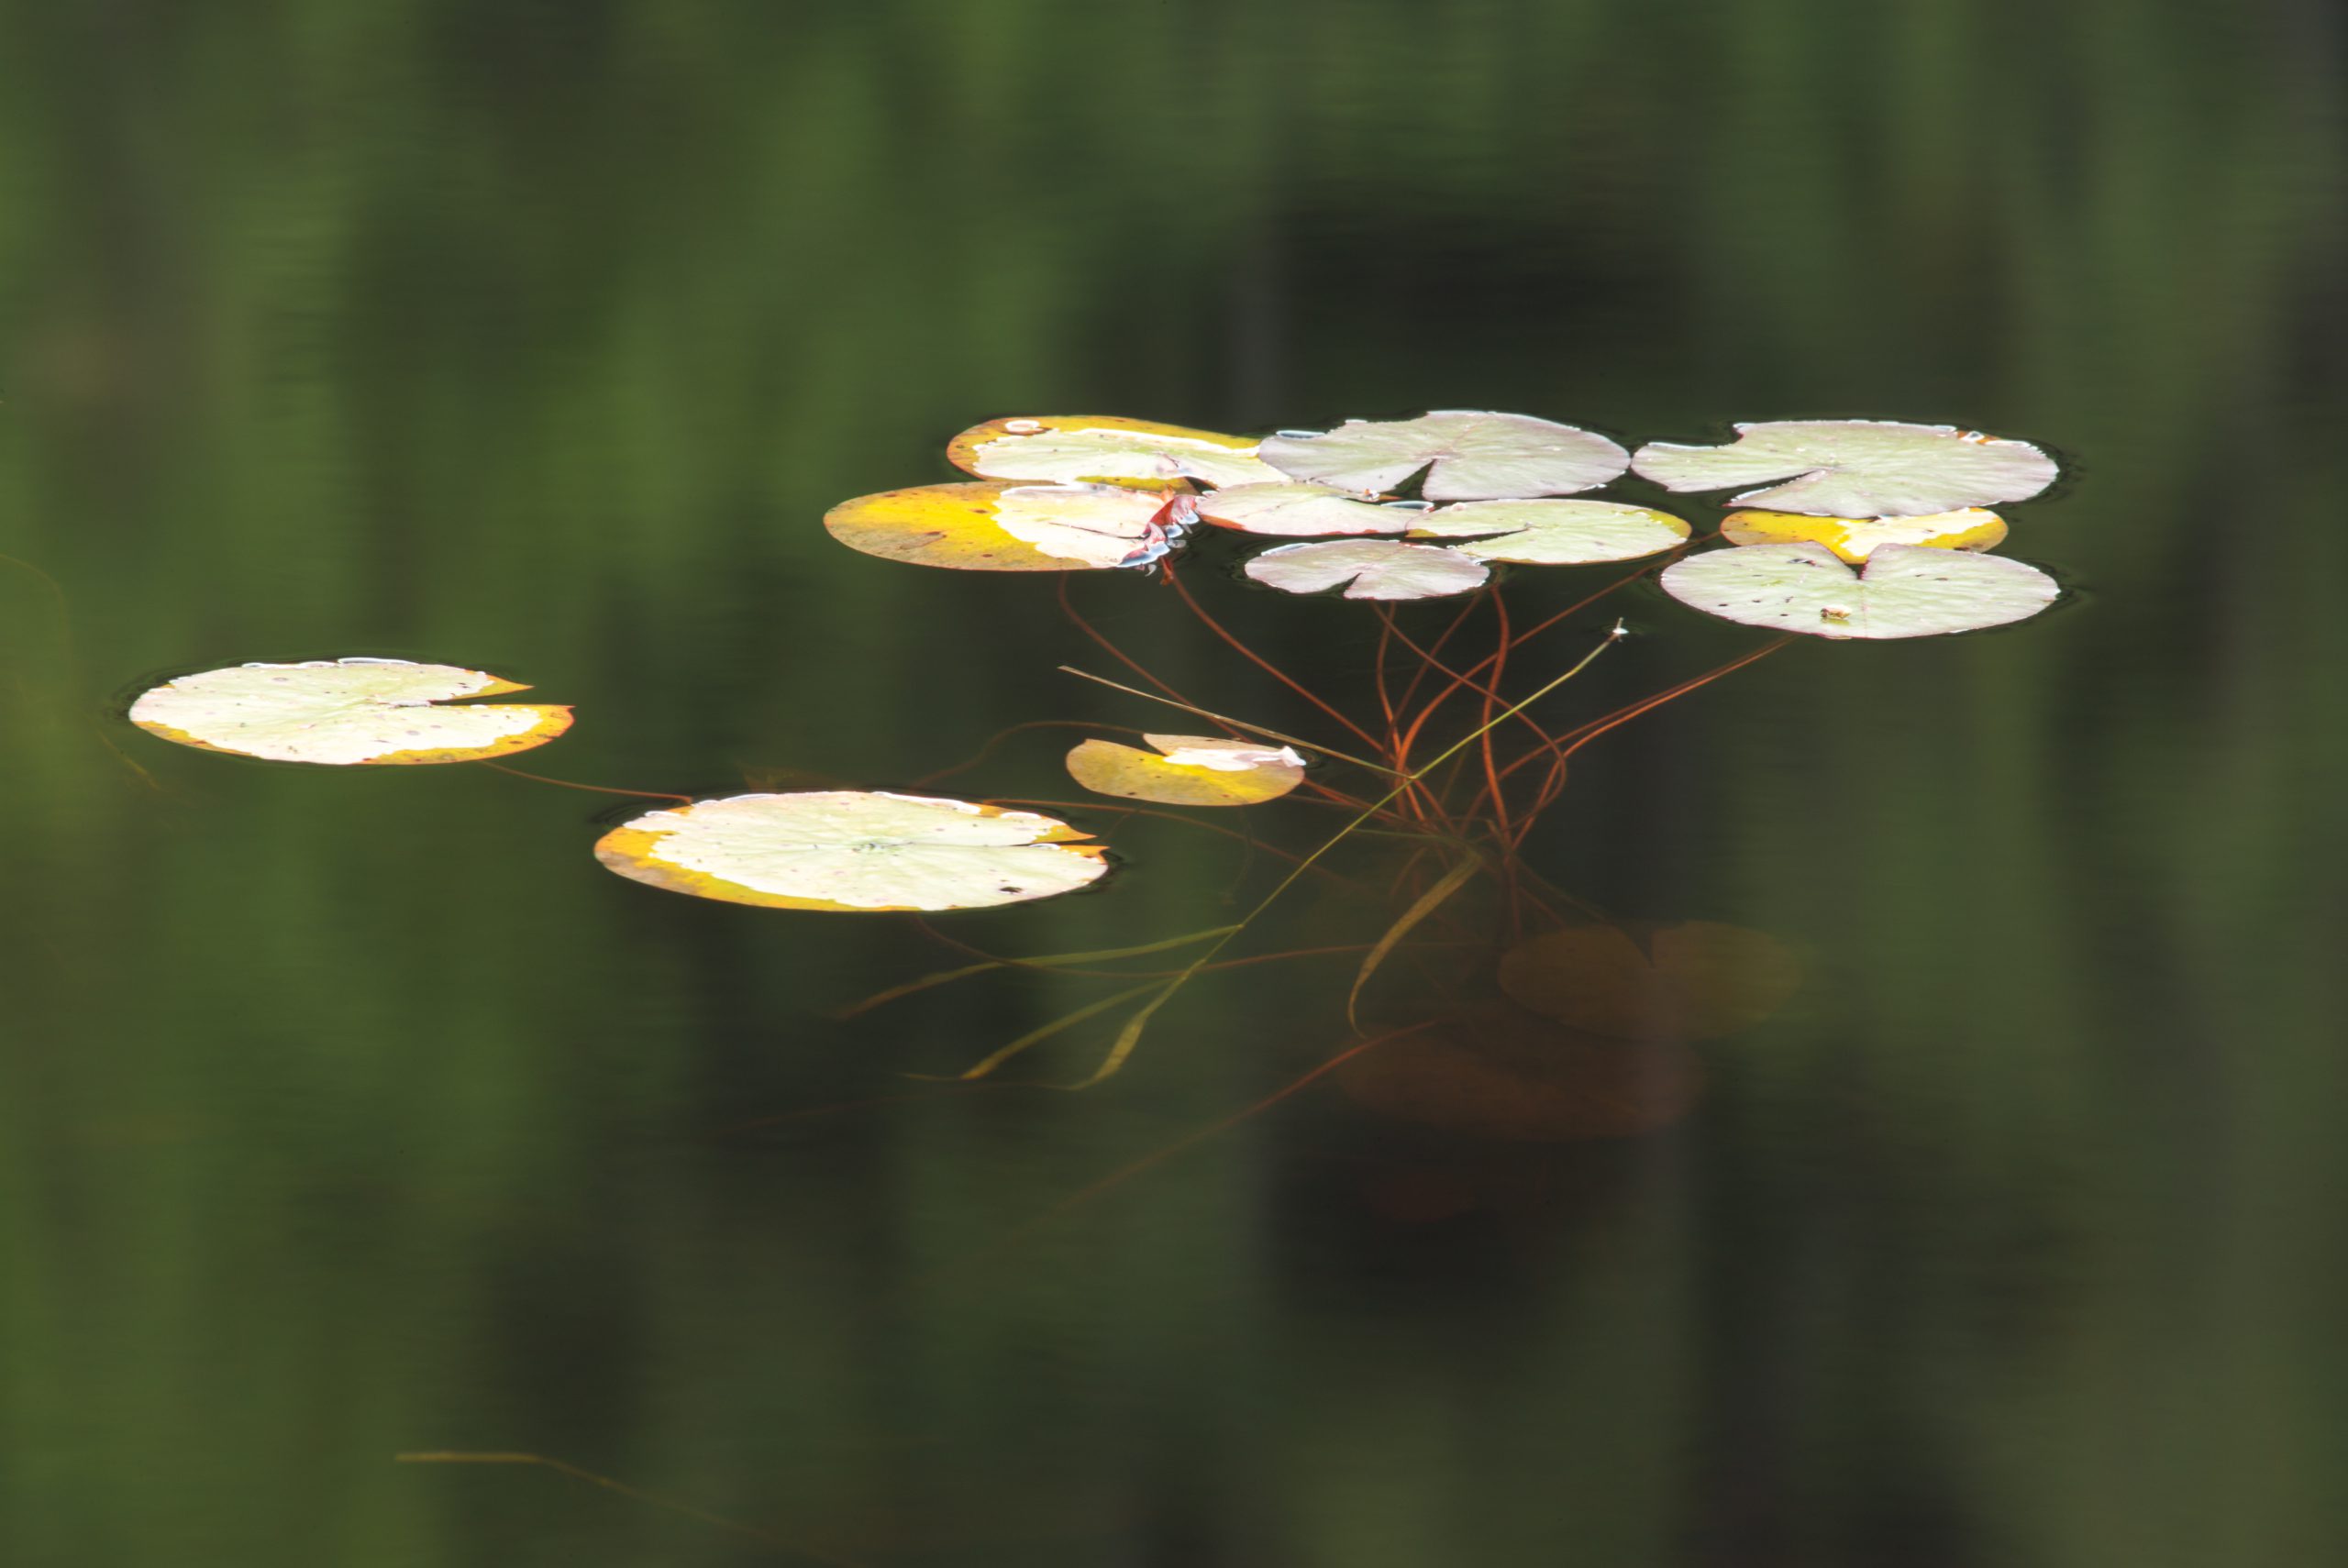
top-left (1052, 628), bottom-right (1623, 1088)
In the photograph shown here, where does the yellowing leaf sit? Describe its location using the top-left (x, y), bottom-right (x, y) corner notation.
top-left (1193, 482), bottom-right (1411, 536)
top-left (1065, 733), bottom-right (1306, 806)
top-left (1244, 538), bottom-right (1490, 601)
top-left (127, 657), bottom-right (572, 766)
top-left (1408, 499), bottom-right (1691, 564)
top-left (1719, 507), bottom-right (2007, 563)
top-left (1496, 921), bottom-right (1800, 1042)
top-left (824, 480), bottom-right (1192, 571)
top-left (594, 791), bottom-right (1109, 913)
top-left (1338, 1000), bottom-right (1706, 1141)
top-left (946, 415), bottom-right (1283, 490)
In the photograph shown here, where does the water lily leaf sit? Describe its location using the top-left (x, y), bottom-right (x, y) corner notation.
top-left (1338, 1000), bottom-right (1705, 1141)
top-left (825, 480), bottom-right (1191, 571)
top-left (1660, 541), bottom-right (2058, 638)
top-left (1720, 507), bottom-right (2007, 564)
top-left (127, 657), bottom-right (572, 765)
top-left (1259, 411), bottom-right (1629, 502)
top-left (1631, 420), bottom-right (2057, 516)
top-left (1497, 921), bottom-right (1800, 1042)
top-left (1244, 538), bottom-right (1490, 601)
top-left (594, 790), bottom-right (1109, 912)
top-left (1194, 482), bottom-right (1411, 537)
top-left (1065, 733), bottom-right (1306, 806)
top-left (946, 415), bottom-right (1283, 490)
top-left (1408, 499), bottom-right (1690, 564)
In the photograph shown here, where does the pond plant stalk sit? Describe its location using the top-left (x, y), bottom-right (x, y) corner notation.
top-left (870, 545), bottom-right (1794, 1088)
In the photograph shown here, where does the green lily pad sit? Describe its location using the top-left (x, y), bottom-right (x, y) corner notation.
top-left (127, 657), bottom-right (573, 766)
top-left (1408, 499), bottom-right (1690, 564)
top-left (1194, 482), bottom-right (1411, 536)
top-left (1244, 538), bottom-right (1490, 601)
top-left (594, 791), bottom-right (1109, 912)
top-left (1633, 420), bottom-right (2057, 516)
top-left (1260, 412), bottom-right (1628, 502)
top-left (1659, 541), bottom-right (2059, 639)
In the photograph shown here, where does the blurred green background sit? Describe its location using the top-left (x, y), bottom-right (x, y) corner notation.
top-left (2, 2), bottom-right (2343, 1564)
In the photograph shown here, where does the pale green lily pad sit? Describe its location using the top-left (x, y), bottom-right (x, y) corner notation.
top-left (594, 791), bottom-right (1109, 912)
top-left (127, 657), bottom-right (572, 765)
top-left (1409, 499), bottom-right (1690, 564)
top-left (1259, 412), bottom-right (1628, 502)
top-left (1244, 539), bottom-right (1490, 601)
top-left (1632, 420), bottom-right (2057, 517)
top-left (1195, 482), bottom-right (1410, 536)
top-left (1659, 541), bottom-right (2059, 639)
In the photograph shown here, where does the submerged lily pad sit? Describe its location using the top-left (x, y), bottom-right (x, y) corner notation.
top-left (1408, 499), bottom-right (1690, 564)
top-left (1260, 412), bottom-right (1629, 502)
top-left (1497, 922), bottom-right (1800, 1042)
top-left (127, 657), bottom-right (572, 766)
top-left (1194, 482), bottom-right (1411, 537)
top-left (1632, 420), bottom-right (2057, 516)
top-left (1338, 1001), bottom-right (1706, 1142)
top-left (594, 791), bottom-right (1109, 912)
top-left (946, 415), bottom-right (1283, 490)
top-left (1720, 507), bottom-right (2007, 564)
top-left (825, 480), bottom-right (1191, 571)
top-left (1660, 542), bottom-right (2058, 639)
top-left (1244, 538), bottom-right (1490, 601)
top-left (1065, 733), bottom-right (1306, 806)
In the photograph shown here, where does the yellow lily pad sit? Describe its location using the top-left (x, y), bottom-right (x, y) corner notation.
top-left (1496, 921), bottom-right (1800, 1042)
top-left (1065, 733), bottom-right (1307, 806)
top-left (127, 657), bottom-right (572, 766)
top-left (594, 791), bottom-right (1110, 912)
top-left (824, 480), bottom-right (1193, 571)
top-left (1719, 507), bottom-right (2008, 564)
top-left (946, 415), bottom-right (1283, 490)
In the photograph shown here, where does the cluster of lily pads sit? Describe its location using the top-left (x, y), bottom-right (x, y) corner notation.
top-left (120, 409), bottom-right (2066, 936)
top-left (825, 410), bottom-right (2065, 637)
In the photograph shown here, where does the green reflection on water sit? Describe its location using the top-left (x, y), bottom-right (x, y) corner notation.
top-left (2, 2), bottom-right (2344, 1565)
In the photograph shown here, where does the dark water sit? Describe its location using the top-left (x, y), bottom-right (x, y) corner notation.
top-left (5, 4), bottom-right (2345, 1564)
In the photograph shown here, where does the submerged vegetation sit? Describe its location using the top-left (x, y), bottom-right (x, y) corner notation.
top-left (126, 408), bottom-right (2070, 1109)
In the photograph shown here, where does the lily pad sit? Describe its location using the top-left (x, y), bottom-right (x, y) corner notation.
top-left (1244, 538), bottom-right (1490, 601)
top-left (127, 657), bottom-right (572, 766)
top-left (1631, 420), bottom-right (2057, 516)
top-left (1720, 507), bottom-right (2007, 564)
top-left (1660, 542), bottom-right (2058, 639)
top-left (1259, 411), bottom-right (1629, 502)
top-left (1338, 1001), bottom-right (1705, 1142)
top-left (594, 790), bottom-right (1109, 912)
top-left (946, 415), bottom-right (1283, 490)
top-left (825, 480), bottom-right (1192, 571)
top-left (1497, 922), bottom-right (1800, 1042)
top-left (1408, 499), bottom-right (1690, 565)
top-left (1194, 482), bottom-right (1410, 537)
top-left (1065, 733), bottom-right (1306, 806)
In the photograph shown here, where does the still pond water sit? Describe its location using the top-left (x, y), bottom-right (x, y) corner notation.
top-left (4, 4), bottom-right (2345, 1565)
